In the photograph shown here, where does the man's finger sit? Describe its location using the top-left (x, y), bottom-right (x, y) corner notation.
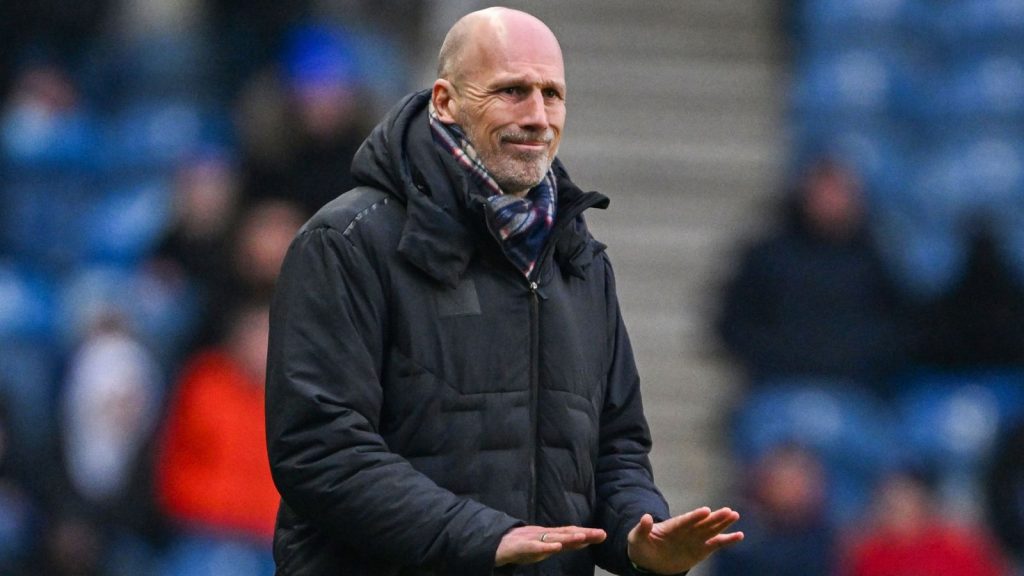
top-left (693, 509), bottom-right (740, 537)
top-left (527, 541), bottom-right (564, 554)
top-left (543, 526), bottom-right (607, 540)
top-left (544, 530), bottom-right (606, 545)
top-left (535, 532), bottom-right (594, 545)
top-left (509, 540), bottom-right (562, 564)
top-left (705, 531), bottom-right (745, 552)
top-left (653, 507), bottom-right (711, 534)
top-left (551, 533), bottom-right (608, 552)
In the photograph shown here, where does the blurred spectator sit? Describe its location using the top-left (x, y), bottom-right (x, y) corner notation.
top-left (1, 60), bottom-right (99, 275)
top-left (181, 198), bottom-right (302, 348)
top-left (60, 312), bottom-right (162, 512)
top-left (841, 467), bottom-right (1010, 576)
top-left (716, 157), bottom-right (910, 393)
top-left (236, 23), bottom-right (372, 217)
top-left (152, 149), bottom-right (241, 350)
top-left (224, 197), bottom-right (302, 303)
top-left (986, 419), bottom-right (1024, 569)
top-left (156, 150), bottom-right (240, 282)
top-left (0, 1), bottom-right (421, 574)
top-left (153, 147), bottom-right (239, 282)
top-left (1, 61), bottom-right (81, 160)
top-left (154, 301), bottom-right (277, 576)
top-left (714, 443), bottom-right (837, 576)
top-left (911, 222), bottom-right (1024, 369)
top-left (49, 311), bottom-right (165, 575)
top-left (0, 0), bottom-right (111, 98)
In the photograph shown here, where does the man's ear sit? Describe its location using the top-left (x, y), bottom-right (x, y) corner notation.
top-left (432, 79), bottom-right (459, 124)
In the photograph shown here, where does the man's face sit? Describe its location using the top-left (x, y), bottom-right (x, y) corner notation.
top-left (449, 26), bottom-right (566, 195)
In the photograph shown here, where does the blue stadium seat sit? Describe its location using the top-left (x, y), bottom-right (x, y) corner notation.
top-left (799, 0), bottom-right (916, 44)
top-left (57, 264), bottom-right (200, 365)
top-left (0, 261), bottom-right (56, 342)
top-left (792, 48), bottom-right (911, 118)
top-left (1, 107), bottom-right (101, 170)
top-left (870, 135), bottom-right (1024, 299)
top-left (1, 103), bottom-right (106, 269)
top-left (921, 55), bottom-right (1024, 123)
top-left (897, 371), bottom-right (1024, 470)
top-left (932, 0), bottom-right (1024, 51)
top-left (0, 168), bottom-right (98, 269)
top-left (82, 178), bottom-right (172, 266)
top-left (912, 137), bottom-right (1024, 214)
top-left (894, 370), bottom-right (1024, 508)
top-left (789, 121), bottom-right (909, 204)
top-left (872, 210), bottom-right (968, 301)
top-left (732, 379), bottom-right (899, 522)
top-left (81, 32), bottom-right (213, 107)
top-left (99, 101), bottom-right (229, 174)
top-left (160, 535), bottom-right (274, 576)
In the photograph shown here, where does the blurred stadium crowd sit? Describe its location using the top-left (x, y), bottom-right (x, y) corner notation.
top-left (0, 1), bottom-right (421, 574)
top-left (1, 0), bottom-right (1024, 575)
top-left (713, 1), bottom-right (1024, 575)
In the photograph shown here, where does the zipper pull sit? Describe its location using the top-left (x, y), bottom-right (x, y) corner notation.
top-left (528, 281), bottom-right (548, 300)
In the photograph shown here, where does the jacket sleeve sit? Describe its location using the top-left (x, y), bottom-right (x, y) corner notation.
top-left (265, 226), bottom-right (521, 574)
top-left (591, 256), bottom-right (683, 576)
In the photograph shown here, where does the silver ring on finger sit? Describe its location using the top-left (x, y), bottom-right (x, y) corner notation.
top-left (540, 533), bottom-right (549, 543)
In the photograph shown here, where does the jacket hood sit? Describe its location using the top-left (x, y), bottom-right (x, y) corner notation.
top-left (350, 89), bottom-right (608, 287)
top-left (352, 90), bottom-right (480, 287)
top-left (352, 90), bottom-right (451, 207)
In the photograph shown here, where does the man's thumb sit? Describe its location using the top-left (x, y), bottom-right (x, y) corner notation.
top-left (637, 514), bottom-right (654, 537)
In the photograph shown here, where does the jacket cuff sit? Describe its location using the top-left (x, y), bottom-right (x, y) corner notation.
top-left (458, 516), bottom-right (524, 575)
top-left (628, 559), bottom-right (688, 576)
top-left (624, 514), bottom-right (687, 576)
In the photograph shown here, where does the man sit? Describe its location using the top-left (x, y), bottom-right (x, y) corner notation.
top-left (266, 7), bottom-right (742, 575)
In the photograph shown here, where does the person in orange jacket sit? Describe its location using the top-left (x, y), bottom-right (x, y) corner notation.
top-left (156, 300), bottom-right (278, 542)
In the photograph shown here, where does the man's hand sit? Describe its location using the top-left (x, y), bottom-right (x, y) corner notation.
top-left (627, 507), bottom-right (743, 574)
top-left (495, 525), bottom-right (607, 567)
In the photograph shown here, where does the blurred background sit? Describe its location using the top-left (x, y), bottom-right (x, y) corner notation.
top-left (1, 1), bottom-right (1024, 575)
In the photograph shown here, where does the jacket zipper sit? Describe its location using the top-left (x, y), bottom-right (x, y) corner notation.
top-left (525, 190), bottom-right (605, 528)
top-left (527, 279), bottom-right (540, 526)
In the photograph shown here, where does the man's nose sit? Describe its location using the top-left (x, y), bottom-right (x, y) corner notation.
top-left (517, 89), bottom-right (549, 131)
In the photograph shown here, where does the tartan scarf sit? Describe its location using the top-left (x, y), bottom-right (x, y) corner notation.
top-left (429, 106), bottom-right (557, 279)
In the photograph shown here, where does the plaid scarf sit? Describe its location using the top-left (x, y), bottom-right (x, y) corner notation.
top-left (429, 106), bottom-right (557, 279)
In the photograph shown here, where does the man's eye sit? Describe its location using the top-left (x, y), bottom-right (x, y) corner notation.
top-left (502, 87), bottom-right (521, 95)
top-left (543, 89), bottom-right (561, 99)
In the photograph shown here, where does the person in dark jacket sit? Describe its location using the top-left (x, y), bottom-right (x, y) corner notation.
top-left (716, 157), bottom-right (909, 393)
top-left (265, 7), bottom-right (743, 576)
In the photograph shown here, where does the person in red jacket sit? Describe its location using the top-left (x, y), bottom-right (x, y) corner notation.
top-left (156, 301), bottom-right (278, 543)
top-left (841, 467), bottom-right (1009, 576)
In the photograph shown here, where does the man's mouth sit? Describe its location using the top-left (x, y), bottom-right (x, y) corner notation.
top-left (501, 129), bottom-right (553, 151)
top-left (505, 140), bottom-right (548, 152)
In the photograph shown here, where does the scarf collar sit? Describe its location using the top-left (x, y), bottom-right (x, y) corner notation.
top-left (428, 105), bottom-right (557, 279)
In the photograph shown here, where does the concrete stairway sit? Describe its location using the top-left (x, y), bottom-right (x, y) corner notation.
top-left (419, 2), bottom-right (786, 573)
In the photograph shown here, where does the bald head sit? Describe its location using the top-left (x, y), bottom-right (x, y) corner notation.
top-left (431, 7), bottom-right (566, 196)
top-left (437, 7), bottom-right (562, 85)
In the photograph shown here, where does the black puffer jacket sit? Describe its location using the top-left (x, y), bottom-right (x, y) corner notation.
top-left (266, 90), bottom-right (670, 575)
